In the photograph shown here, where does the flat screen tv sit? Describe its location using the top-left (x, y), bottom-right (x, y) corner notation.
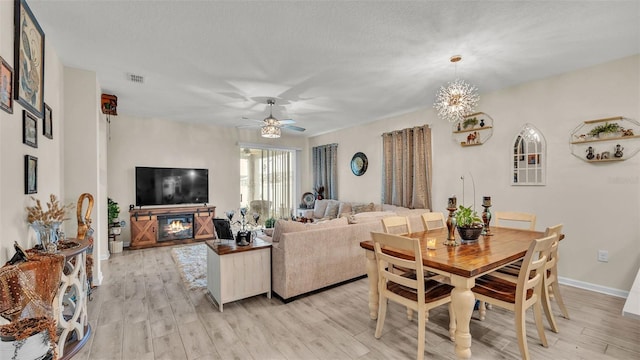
top-left (135, 167), bottom-right (209, 207)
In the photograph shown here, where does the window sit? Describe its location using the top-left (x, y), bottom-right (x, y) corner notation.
top-left (512, 124), bottom-right (546, 186)
top-left (240, 147), bottom-right (295, 223)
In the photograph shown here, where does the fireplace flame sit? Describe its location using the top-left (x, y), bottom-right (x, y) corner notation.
top-left (169, 220), bottom-right (186, 232)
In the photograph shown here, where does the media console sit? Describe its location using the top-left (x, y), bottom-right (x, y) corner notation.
top-left (129, 205), bottom-right (216, 249)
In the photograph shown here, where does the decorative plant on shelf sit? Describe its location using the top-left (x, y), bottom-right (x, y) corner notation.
top-left (588, 122), bottom-right (621, 138)
top-left (463, 116), bottom-right (478, 129)
top-left (455, 205), bottom-right (483, 241)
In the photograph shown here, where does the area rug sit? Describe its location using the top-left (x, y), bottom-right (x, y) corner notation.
top-left (170, 244), bottom-right (207, 290)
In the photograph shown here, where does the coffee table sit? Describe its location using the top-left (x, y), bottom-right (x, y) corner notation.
top-left (205, 238), bottom-right (271, 311)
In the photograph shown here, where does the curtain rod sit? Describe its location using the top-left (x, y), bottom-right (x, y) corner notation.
top-left (381, 124), bottom-right (430, 136)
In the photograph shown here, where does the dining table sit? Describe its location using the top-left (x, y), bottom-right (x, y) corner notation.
top-left (360, 226), bottom-right (559, 359)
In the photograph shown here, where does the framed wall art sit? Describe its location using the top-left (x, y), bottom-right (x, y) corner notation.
top-left (24, 154), bottom-right (37, 194)
top-left (23, 109), bottom-right (37, 148)
top-left (43, 103), bottom-right (52, 139)
top-left (0, 56), bottom-right (13, 114)
top-left (14, 0), bottom-right (45, 118)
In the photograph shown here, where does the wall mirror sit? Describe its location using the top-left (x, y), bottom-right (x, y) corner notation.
top-left (512, 123), bottom-right (546, 186)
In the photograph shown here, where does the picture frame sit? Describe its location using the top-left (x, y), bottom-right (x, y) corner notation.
top-left (14, 0), bottom-right (45, 118)
top-left (23, 110), bottom-right (37, 147)
top-left (43, 103), bottom-right (52, 139)
top-left (527, 154), bottom-right (539, 165)
top-left (0, 56), bottom-right (13, 114)
top-left (24, 154), bottom-right (37, 194)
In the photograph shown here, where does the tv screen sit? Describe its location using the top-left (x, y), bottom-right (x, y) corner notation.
top-left (135, 167), bottom-right (209, 206)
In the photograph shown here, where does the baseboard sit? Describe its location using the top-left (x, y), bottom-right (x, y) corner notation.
top-left (559, 276), bottom-right (629, 299)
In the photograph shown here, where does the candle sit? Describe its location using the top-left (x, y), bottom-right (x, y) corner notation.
top-left (448, 196), bottom-right (457, 209)
top-left (426, 237), bottom-right (437, 250)
top-left (482, 196), bottom-right (492, 207)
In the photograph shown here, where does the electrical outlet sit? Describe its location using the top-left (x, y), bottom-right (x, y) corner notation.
top-left (597, 250), bottom-right (609, 262)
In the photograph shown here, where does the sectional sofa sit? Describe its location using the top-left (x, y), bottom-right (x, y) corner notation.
top-left (261, 200), bottom-right (429, 300)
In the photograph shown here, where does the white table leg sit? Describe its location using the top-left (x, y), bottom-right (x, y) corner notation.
top-left (364, 250), bottom-right (379, 320)
top-left (450, 275), bottom-right (476, 359)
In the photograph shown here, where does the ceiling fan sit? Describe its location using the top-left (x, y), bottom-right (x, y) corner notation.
top-left (240, 99), bottom-right (306, 138)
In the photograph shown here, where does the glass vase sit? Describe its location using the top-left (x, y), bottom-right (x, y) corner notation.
top-left (30, 221), bottom-right (59, 253)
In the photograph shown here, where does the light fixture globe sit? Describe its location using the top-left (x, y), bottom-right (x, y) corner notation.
top-left (434, 55), bottom-right (480, 123)
top-left (261, 124), bottom-right (281, 138)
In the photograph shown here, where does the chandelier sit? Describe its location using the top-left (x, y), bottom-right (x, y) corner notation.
top-left (434, 55), bottom-right (479, 123)
top-left (261, 100), bottom-right (281, 138)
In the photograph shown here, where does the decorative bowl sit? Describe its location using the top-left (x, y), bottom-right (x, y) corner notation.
top-left (457, 225), bottom-right (483, 242)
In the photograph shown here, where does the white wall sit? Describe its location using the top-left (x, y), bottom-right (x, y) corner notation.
top-left (107, 115), bottom-right (309, 245)
top-left (0, 1), bottom-right (65, 263)
top-left (63, 67), bottom-right (105, 284)
top-left (309, 55), bottom-right (640, 294)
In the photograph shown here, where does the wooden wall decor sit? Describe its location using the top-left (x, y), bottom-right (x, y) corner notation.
top-left (101, 93), bottom-right (117, 115)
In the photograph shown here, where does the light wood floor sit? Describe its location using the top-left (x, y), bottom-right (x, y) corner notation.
top-left (75, 245), bottom-right (640, 360)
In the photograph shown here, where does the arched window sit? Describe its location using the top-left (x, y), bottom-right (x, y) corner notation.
top-left (512, 124), bottom-right (546, 185)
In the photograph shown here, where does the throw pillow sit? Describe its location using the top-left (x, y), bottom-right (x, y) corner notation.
top-left (338, 202), bottom-right (352, 217)
top-left (271, 219), bottom-right (308, 242)
top-left (352, 202), bottom-right (375, 214)
top-left (323, 202), bottom-right (340, 219)
top-left (313, 199), bottom-right (330, 219)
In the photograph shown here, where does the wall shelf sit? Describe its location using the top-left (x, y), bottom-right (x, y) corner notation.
top-left (453, 126), bottom-right (493, 134)
top-left (570, 134), bottom-right (640, 144)
top-left (569, 116), bottom-right (639, 162)
top-left (452, 112), bottom-right (494, 146)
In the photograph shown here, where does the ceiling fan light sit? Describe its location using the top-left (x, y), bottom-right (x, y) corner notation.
top-left (261, 124), bottom-right (281, 138)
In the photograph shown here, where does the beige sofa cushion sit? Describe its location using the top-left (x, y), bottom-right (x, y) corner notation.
top-left (352, 202), bottom-right (375, 214)
top-left (312, 217), bottom-right (348, 228)
top-left (323, 201), bottom-right (340, 219)
top-left (272, 217), bottom-right (348, 242)
top-left (348, 211), bottom-right (396, 224)
top-left (272, 219), bottom-right (308, 242)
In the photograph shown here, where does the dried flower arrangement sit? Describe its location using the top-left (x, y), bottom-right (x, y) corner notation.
top-left (26, 194), bottom-right (74, 225)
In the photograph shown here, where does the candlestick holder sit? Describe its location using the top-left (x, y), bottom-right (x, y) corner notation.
top-left (444, 206), bottom-right (459, 246)
top-left (481, 204), bottom-right (493, 236)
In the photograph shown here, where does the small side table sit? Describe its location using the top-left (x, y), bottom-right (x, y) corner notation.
top-left (205, 238), bottom-right (271, 311)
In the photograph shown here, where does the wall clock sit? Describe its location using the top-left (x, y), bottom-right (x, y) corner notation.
top-left (351, 152), bottom-right (368, 176)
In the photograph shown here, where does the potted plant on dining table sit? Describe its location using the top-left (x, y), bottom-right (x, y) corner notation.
top-left (455, 205), bottom-right (484, 242)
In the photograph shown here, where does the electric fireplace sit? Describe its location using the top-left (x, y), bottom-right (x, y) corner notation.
top-left (157, 214), bottom-right (194, 241)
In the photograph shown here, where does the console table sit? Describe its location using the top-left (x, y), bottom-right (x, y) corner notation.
top-left (129, 206), bottom-right (215, 249)
top-left (55, 239), bottom-right (92, 360)
top-left (205, 238), bottom-right (271, 311)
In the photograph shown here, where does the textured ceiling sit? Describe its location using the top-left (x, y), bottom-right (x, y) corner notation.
top-left (29, 1), bottom-right (640, 137)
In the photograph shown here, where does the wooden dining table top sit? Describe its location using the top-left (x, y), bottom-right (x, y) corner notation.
top-left (360, 227), bottom-right (562, 278)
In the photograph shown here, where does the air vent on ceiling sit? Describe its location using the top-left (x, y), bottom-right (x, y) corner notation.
top-left (127, 73), bottom-right (144, 84)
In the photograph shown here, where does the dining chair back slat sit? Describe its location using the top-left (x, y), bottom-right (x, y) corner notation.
top-left (494, 211), bottom-right (537, 230)
top-left (421, 212), bottom-right (446, 231)
top-left (381, 216), bottom-right (412, 235)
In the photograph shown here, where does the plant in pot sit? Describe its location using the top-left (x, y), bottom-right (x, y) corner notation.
top-left (107, 198), bottom-right (121, 235)
top-left (455, 205), bottom-right (483, 242)
top-left (263, 217), bottom-right (276, 237)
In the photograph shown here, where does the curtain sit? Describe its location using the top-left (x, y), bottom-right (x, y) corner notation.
top-left (312, 143), bottom-right (338, 199)
top-left (381, 125), bottom-right (432, 210)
